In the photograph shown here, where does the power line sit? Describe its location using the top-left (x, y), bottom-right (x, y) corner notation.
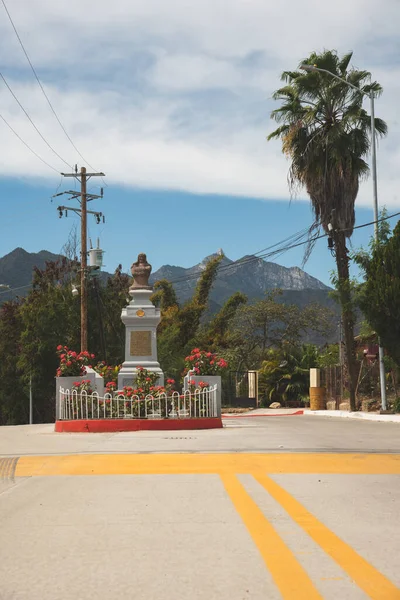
top-left (169, 229), bottom-right (313, 286)
top-left (0, 283), bottom-right (31, 295)
top-left (170, 211), bottom-right (400, 288)
top-left (2, 211), bottom-right (400, 299)
top-left (0, 71), bottom-right (71, 168)
top-left (0, 112), bottom-right (60, 173)
top-left (1, 0), bottom-right (96, 171)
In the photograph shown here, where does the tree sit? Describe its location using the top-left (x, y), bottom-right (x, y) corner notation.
top-left (268, 50), bottom-right (387, 410)
top-left (198, 292), bottom-right (247, 350)
top-left (0, 300), bottom-right (27, 425)
top-left (228, 290), bottom-right (333, 372)
top-left (258, 344), bottom-right (319, 406)
top-left (153, 255), bottom-right (224, 379)
top-left (355, 220), bottom-right (400, 366)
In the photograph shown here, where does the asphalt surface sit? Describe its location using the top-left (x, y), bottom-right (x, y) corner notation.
top-left (1, 416), bottom-right (399, 599)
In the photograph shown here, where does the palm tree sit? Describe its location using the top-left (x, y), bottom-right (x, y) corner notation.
top-left (268, 50), bottom-right (387, 410)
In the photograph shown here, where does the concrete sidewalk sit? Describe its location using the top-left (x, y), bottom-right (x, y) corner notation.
top-left (222, 408), bottom-right (303, 418)
top-left (306, 409), bottom-right (400, 423)
top-left (223, 407), bottom-right (400, 422)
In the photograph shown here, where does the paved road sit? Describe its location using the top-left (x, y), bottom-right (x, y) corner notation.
top-left (1, 416), bottom-right (399, 599)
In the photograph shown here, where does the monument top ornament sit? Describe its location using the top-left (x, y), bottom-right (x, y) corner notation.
top-left (130, 253), bottom-right (152, 291)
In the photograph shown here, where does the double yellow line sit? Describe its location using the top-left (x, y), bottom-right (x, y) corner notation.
top-left (222, 473), bottom-right (399, 600)
top-left (8, 452), bottom-right (400, 598)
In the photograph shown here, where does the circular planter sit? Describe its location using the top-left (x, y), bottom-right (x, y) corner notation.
top-left (55, 417), bottom-right (222, 433)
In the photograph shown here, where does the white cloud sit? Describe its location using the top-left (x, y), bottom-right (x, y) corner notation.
top-left (0, 0), bottom-right (399, 207)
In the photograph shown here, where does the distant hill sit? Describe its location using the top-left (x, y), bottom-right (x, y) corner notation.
top-left (0, 248), bottom-right (339, 342)
top-left (0, 248), bottom-right (62, 300)
top-left (150, 250), bottom-right (330, 305)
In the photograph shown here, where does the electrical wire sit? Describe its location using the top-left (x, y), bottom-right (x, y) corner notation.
top-left (170, 211), bottom-right (400, 288)
top-left (0, 71), bottom-right (71, 169)
top-left (1, 0), bottom-right (96, 172)
top-left (169, 228), bottom-right (313, 286)
top-left (0, 112), bottom-right (60, 173)
top-left (2, 211), bottom-right (400, 299)
top-left (0, 283), bottom-right (32, 295)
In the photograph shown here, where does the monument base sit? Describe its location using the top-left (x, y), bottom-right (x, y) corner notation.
top-left (118, 285), bottom-right (164, 390)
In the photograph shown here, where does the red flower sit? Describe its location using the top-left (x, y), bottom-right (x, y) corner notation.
top-left (57, 345), bottom-right (63, 351)
top-left (192, 348), bottom-right (200, 354)
top-left (106, 399), bottom-right (111, 404)
top-left (167, 379), bottom-right (175, 384)
top-left (91, 354), bottom-right (95, 359)
top-left (146, 377), bottom-right (151, 382)
top-left (206, 352), bottom-right (212, 357)
top-left (210, 360), bottom-right (214, 365)
top-left (194, 367), bottom-right (200, 373)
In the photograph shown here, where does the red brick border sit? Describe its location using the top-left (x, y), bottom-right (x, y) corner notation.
top-left (55, 417), bottom-right (223, 433)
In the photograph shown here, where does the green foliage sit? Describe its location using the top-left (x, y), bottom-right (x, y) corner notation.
top-left (258, 344), bottom-right (319, 406)
top-left (268, 49), bottom-right (387, 236)
top-left (197, 292), bottom-right (247, 350)
top-left (356, 220), bottom-right (400, 365)
top-left (155, 255), bottom-right (224, 379)
top-left (227, 291), bottom-right (333, 372)
top-left (317, 344), bottom-right (340, 367)
top-left (0, 300), bottom-right (27, 425)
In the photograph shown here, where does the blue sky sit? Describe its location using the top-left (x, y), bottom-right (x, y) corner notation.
top-left (0, 0), bottom-right (399, 288)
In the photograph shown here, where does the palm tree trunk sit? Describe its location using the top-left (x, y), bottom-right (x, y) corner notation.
top-left (334, 232), bottom-right (357, 411)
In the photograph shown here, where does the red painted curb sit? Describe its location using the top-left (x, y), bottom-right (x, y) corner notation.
top-left (55, 417), bottom-right (223, 433)
top-left (222, 410), bottom-right (304, 418)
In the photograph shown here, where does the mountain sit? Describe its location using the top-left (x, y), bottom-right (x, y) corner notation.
top-left (0, 248), bottom-right (62, 300)
top-left (0, 248), bottom-right (337, 332)
top-left (150, 250), bottom-right (330, 306)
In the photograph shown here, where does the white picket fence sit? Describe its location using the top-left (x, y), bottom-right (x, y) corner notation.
top-left (58, 385), bottom-right (218, 420)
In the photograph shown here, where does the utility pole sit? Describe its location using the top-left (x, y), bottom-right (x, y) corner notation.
top-left (55, 166), bottom-right (105, 353)
top-left (29, 375), bottom-right (33, 425)
top-left (80, 167), bottom-right (88, 352)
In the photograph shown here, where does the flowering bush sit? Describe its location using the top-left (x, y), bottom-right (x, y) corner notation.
top-left (187, 379), bottom-right (210, 393)
top-left (56, 345), bottom-right (95, 377)
top-left (116, 367), bottom-right (175, 400)
top-left (184, 348), bottom-right (228, 376)
top-left (94, 362), bottom-right (121, 384)
top-left (106, 381), bottom-right (117, 393)
top-left (72, 380), bottom-right (93, 394)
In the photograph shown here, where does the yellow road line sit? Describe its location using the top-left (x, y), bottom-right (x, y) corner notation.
top-left (14, 453), bottom-right (400, 477)
top-left (220, 473), bottom-right (323, 600)
top-left (253, 473), bottom-right (400, 600)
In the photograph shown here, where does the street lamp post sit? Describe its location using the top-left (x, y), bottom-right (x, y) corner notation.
top-left (300, 64), bottom-right (387, 410)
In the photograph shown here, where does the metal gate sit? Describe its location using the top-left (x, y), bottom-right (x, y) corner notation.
top-left (223, 371), bottom-right (258, 408)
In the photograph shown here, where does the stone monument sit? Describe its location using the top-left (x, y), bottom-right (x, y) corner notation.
top-left (117, 253), bottom-right (164, 389)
